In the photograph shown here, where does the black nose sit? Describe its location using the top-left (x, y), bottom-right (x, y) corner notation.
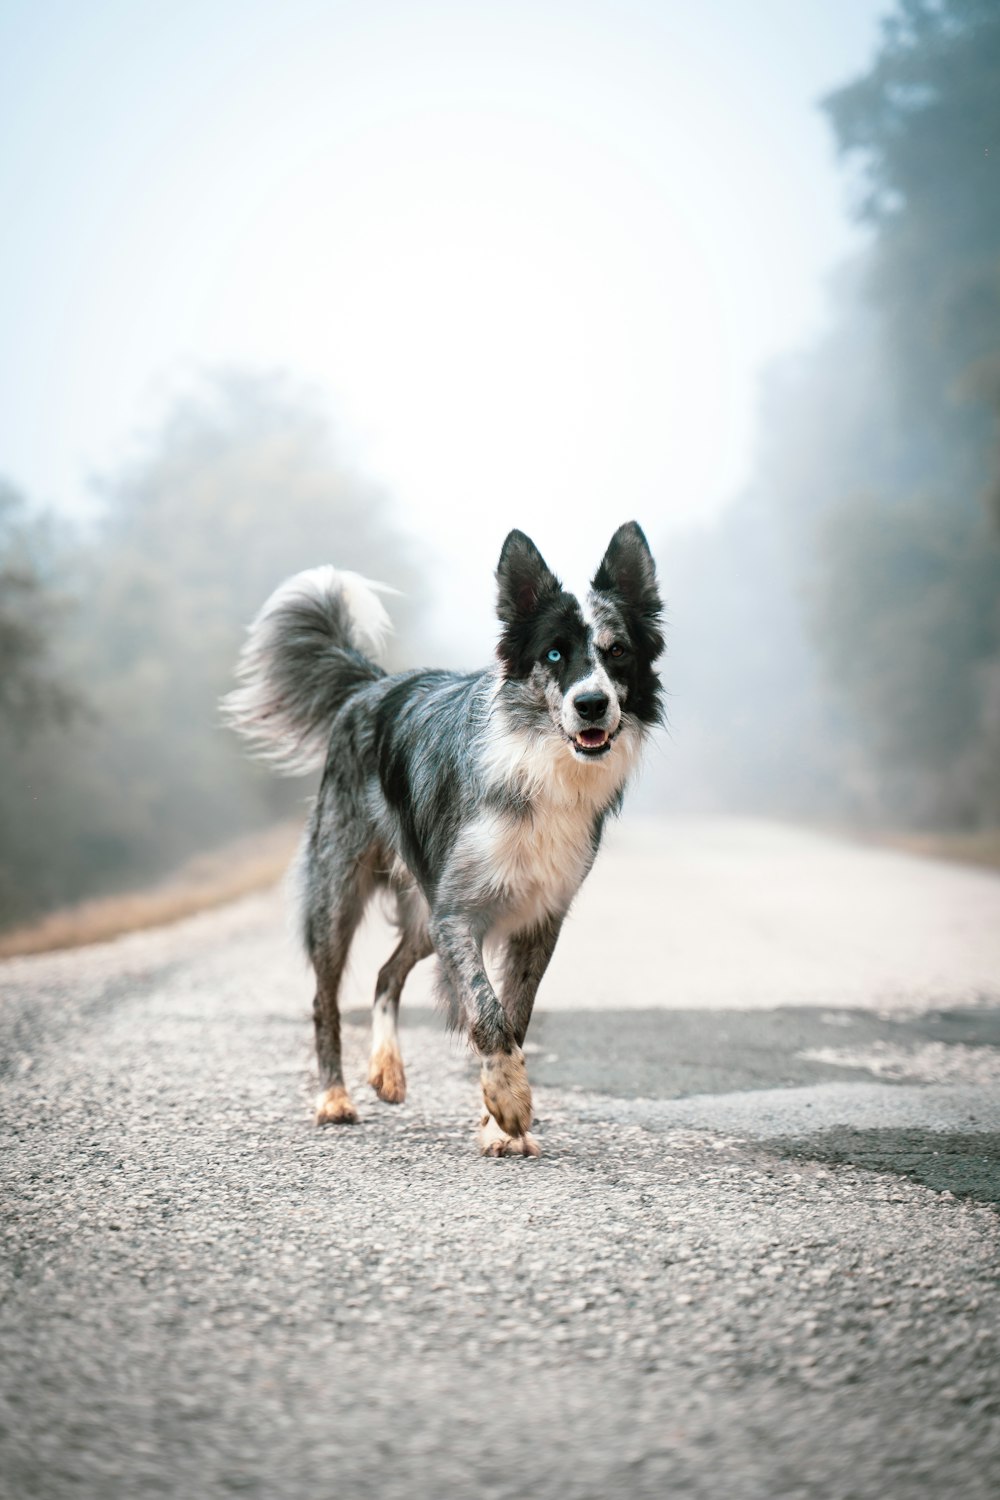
top-left (574, 691), bottom-right (609, 722)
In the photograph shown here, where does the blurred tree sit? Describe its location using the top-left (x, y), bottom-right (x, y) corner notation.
top-left (808, 489), bottom-right (1000, 824)
top-left (0, 482), bottom-right (78, 731)
top-left (74, 370), bottom-right (425, 870)
top-left (0, 373), bottom-right (426, 929)
top-left (811, 0), bottom-right (1000, 824)
top-left (0, 482), bottom-right (88, 922)
top-left (824, 0), bottom-right (1000, 519)
top-left (655, 0), bottom-right (1000, 830)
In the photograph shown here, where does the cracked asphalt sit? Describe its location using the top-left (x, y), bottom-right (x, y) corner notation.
top-left (2, 818), bottom-right (999, 1499)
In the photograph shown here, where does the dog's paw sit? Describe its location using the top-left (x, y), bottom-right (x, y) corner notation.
top-left (315, 1085), bottom-right (358, 1125)
top-left (368, 1043), bottom-right (407, 1104)
top-left (478, 1112), bottom-right (541, 1158)
top-left (480, 1049), bottom-right (533, 1138)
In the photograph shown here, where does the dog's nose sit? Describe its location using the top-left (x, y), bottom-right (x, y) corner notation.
top-left (574, 691), bottom-right (609, 722)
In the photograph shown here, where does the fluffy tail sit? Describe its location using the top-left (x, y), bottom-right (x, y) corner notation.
top-left (222, 566), bottom-right (395, 775)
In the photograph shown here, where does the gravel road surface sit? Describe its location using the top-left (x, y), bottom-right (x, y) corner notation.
top-left (2, 818), bottom-right (999, 1499)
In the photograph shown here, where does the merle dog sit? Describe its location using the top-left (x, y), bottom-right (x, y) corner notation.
top-left (224, 523), bottom-right (663, 1154)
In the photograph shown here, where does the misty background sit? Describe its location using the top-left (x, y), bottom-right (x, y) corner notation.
top-left (2, 0), bottom-right (999, 932)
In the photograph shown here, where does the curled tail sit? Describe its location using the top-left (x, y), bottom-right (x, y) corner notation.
top-left (222, 566), bottom-right (395, 775)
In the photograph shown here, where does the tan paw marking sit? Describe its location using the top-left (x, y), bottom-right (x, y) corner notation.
top-left (480, 1048), bottom-right (533, 1138)
top-left (368, 1043), bottom-right (407, 1104)
top-left (478, 1112), bottom-right (541, 1158)
top-left (314, 1085), bottom-right (358, 1124)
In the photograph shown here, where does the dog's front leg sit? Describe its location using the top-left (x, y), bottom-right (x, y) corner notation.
top-left (430, 913), bottom-right (535, 1149)
top-left (500, 915), bottom-right (564, 1046)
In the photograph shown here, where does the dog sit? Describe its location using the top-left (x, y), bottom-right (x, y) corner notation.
top-left (223, 522), bottom-right (664, 1155)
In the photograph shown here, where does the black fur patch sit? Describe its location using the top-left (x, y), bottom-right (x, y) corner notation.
top-left (495, 523), bottom-right (664, 728)
top-left (590, 521), bottom-right (664, 726)
top-left (495, 531), bottom-right (579, 676)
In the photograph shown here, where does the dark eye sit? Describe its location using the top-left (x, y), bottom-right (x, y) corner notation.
top-left (609, 642), bottom-right (625, 658)
top-left (546, 648), bottom-right (562, 663)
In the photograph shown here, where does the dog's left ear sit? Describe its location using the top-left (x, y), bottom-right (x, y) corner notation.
top-left (592, 521), bottom-right (661, 616)
top-left (496, 529), bottom-right (562, 622)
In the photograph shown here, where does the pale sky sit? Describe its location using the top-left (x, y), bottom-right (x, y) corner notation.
top-left (0, 0), bottom-right (886, 630)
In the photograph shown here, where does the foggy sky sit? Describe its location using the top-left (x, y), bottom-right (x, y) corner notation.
top-left (0, 0), bottom-right (885, 647)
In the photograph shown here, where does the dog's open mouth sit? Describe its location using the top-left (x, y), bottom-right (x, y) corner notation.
top-left (573, 727), bottom-right (612, 756)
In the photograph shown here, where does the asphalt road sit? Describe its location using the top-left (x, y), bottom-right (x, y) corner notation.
top-left (2, 818), bottom-right (999, 1500)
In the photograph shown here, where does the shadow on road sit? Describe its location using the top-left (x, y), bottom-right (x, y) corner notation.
top-left (345, 1002), bottom-right (1000, 1204)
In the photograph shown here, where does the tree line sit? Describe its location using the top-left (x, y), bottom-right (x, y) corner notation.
top-left (660, 0), bottom-right (1000, 830)
top-left (0, 374), bottom-right (425, 929)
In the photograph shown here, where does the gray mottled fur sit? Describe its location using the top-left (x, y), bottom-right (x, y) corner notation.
top-left (223, 525), bottom-right (663, 1139)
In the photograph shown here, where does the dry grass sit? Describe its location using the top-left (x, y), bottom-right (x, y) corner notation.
top-left (870, 827), bottom-right (1000, 873)
top-left (6, 817), bottom-right (997, 964)
top-left (0, 822), bottom-right (302, 959)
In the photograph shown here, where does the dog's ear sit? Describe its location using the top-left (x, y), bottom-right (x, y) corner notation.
top-left (591, 522), bottom-right (664, 656)
top-left (592, 521), bottom-right (660, 615)
top-left (496, 530), bottom-right (561, 622)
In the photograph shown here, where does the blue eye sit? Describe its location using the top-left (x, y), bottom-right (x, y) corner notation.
top-left (547, 648), bottom-right (561, 663)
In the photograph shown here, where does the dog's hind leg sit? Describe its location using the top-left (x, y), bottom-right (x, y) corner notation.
top-left (307, 863), bottom-right (368, 1125)
top-left (368, 913), bottom-right (432, 1103)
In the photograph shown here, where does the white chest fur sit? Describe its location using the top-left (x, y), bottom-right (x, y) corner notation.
top-left (475, 798), bottom-right (597, 932)
top-left (459, 724), bottom-right (642, 935)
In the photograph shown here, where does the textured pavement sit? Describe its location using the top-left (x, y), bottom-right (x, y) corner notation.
top-left (1, 818), bottom-right (999, 1499)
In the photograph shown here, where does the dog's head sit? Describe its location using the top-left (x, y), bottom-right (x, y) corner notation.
top-left (495, 522), bottom-right (664, 761)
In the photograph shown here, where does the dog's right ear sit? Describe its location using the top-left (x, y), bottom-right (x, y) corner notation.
top-left (496, 530), bottom-right (561, 623)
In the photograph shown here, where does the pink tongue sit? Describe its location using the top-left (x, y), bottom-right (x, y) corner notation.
top-left (578, 728), bottom-right (608, 746)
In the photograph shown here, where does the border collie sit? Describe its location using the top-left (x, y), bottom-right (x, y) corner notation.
top-left (224, 523), bottom-right (664, 1155)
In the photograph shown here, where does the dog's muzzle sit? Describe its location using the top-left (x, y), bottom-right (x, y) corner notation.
top-left (567, 690), bottom-right (618, 756)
